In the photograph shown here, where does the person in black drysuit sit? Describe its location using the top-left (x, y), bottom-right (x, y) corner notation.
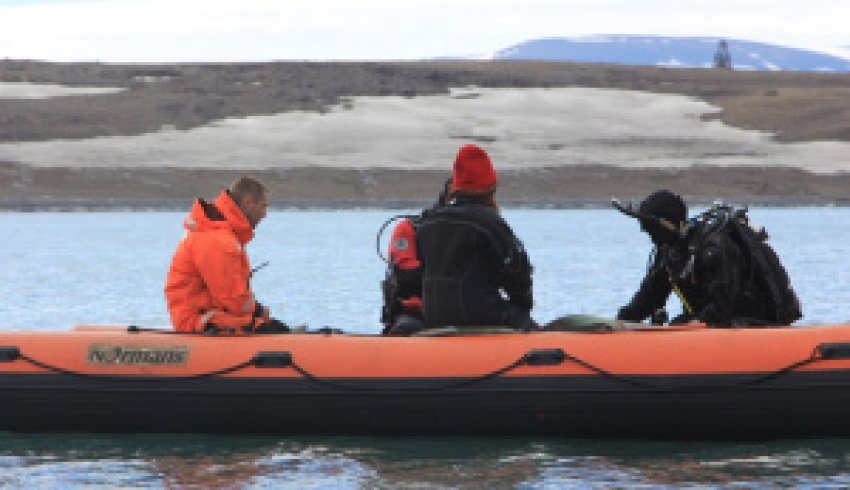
top-left (616, 190), bottom-right (773, 327)
top-left (416, 144), bottom-right (534, 330)
top-left (380, 178), bottom-right (452, 335)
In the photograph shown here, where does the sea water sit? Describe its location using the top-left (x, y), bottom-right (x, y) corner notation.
top-left (2, 208), bottom-right (850, 488)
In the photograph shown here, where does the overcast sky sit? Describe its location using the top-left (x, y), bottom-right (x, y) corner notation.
top-left (1, 0), bottom-right (848, 62)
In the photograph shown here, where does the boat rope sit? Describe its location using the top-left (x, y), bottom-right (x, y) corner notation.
top-left (282, 348), bottom-right (672, 391)
top-left (7, 349), bottom-right (543, 390)
top-left (738, 346), bottom-right (823, 387)
top-left (14, 352), bottom-right (255, 382)
top-left (556, 344), bottom-right (829, 391)
top-left (555, 344), bottom-right (829, 391)
top-left (284, 356), bottom-right (529, 392)
top-left (4, 343), bottom-right (835, 390)
top-left (555, 352), bottom-right (660, 389)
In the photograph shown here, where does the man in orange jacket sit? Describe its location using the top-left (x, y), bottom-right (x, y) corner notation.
top-left (165, 176), bottom-right (285, 333)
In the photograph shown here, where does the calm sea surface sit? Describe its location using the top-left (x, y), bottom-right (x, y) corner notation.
top-left (2, 207), bottom-right (850, 488)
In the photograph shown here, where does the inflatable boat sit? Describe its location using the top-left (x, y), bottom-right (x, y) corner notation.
top-left (2, 322), bottom-right (850, 439)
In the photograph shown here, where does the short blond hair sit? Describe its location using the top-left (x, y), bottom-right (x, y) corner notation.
top-left (228, 176), bottom-right (267, 203)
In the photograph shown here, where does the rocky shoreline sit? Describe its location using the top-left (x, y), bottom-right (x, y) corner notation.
top-left (3, 163), bottom-right (849, 211)
top-left (2, 198), bottom-right (844, 213)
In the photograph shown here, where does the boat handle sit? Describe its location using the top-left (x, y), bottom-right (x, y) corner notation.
top-left (817, 343), bottom-right (850, 360)
top-left (0, 347), bottom-right (20, 362)
top-left (523, 348), bottom-right (566, 366)
top-left (252, 351), bottom-right (292, 368)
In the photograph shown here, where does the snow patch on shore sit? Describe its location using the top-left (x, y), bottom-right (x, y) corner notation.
top-left (0, 82), bottom-right (124, 99)
top-left (1, 87), bottom-right (849, 174)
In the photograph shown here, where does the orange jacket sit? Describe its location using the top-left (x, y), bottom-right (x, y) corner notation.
top-left (164, 191), bottom-right (263, 332)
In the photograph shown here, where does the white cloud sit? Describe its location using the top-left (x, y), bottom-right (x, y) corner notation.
top-left (0, 0), bottom-right (848, 61)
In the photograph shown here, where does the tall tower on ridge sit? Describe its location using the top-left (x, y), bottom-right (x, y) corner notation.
top-left (714, 39), bottom-right (733, 70)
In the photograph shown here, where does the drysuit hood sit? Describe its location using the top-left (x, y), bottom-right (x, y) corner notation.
top-left (638, 190), bottom-right (687, 245)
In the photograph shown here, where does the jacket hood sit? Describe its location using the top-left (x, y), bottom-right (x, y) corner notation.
top-left (184, 191), bottom-right (254, 244)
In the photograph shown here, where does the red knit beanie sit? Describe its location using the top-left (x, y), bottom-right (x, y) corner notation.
top-left (451, 144), bottom-right (497, 193)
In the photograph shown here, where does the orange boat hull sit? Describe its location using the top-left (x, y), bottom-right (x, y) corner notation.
top-left (1, 324), bottom-right (850, 438)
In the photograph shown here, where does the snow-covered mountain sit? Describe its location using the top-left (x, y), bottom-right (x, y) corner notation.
top-left (492, 36), bottom-right (850, 72)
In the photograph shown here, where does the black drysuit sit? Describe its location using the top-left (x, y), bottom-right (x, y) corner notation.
top-left (617, 227), bottom-right (772, 327)
top-left (416, 199), bottom-right (534, 329)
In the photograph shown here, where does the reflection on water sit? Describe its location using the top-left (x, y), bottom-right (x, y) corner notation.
top-left (3, 433), bottom-right (850, 488)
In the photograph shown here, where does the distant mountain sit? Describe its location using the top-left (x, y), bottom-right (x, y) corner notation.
top-left (492, 36), bottom-right (850, 72)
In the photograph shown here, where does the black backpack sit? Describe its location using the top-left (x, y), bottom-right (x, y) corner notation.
top-left (689, 204), bottom-right (802, 325)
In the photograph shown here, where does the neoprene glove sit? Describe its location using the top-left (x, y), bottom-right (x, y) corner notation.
top-left (255, 318), bottom-right (290, 334)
